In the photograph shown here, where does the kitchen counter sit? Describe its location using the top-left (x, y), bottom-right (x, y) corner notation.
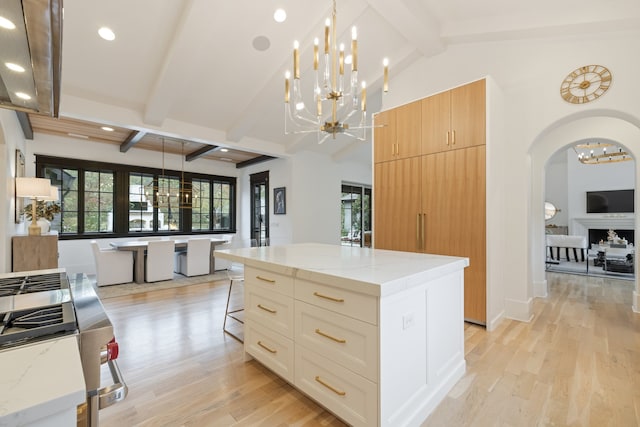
top-left (0, 336), bottom-right (86, 427)
top-left (216, 243), bottom-right (469, 426)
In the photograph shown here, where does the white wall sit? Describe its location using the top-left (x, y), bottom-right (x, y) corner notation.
top-left (0, 110), bottom-right (28, 273)
top-left (545, 150), bottom-right (569, 227)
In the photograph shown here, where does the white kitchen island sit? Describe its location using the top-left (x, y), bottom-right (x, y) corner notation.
top-left (216, 243), bottom-right (469, 427)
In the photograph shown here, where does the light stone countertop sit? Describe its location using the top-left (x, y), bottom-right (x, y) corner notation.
top-left (0, 336), bottom-right (86, 427)
top-left (215, 243), bottom-right (469, 297)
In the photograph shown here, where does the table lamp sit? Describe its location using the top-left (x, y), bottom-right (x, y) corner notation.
top-left (16, 177), bottom-right (52, 236)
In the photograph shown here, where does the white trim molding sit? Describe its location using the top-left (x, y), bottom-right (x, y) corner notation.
top-left (504, 297), bottom-right (534, 323)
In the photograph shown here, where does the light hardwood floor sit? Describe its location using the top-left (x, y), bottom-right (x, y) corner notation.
top-left (98, 272), bottom-right (640, 427)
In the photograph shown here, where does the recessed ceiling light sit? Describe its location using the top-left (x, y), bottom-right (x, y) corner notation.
top-left (273, 9), bottom-right (287, 23)
top-left (98, 27), bottom-right (115, 41)
top-left (15, 92), bottom-right (31, 100)
top-left (220, 148), bottom-right (229, 152)
top-left (101, 126), bottom-right (114, 132)
top-left (252, 35), bottom-right (271, 51)
top-left (5, 62), bottom-right (25, 72)
top-left (0, 16), bottom-right (16, 30)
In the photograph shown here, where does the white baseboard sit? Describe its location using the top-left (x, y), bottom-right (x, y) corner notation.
top-left (504, 297), bottom-right (533, 322)
top-left (487, 310), bottom-right (505, 331)
top-left (533, 279), bottom-right (548, 298)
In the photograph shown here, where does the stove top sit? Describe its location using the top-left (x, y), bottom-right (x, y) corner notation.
top-left (0, 269), bottom-right (77, 349)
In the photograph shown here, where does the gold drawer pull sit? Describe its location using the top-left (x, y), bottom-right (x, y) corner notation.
top-left (315, 376), bottom-right (346, 396)
top-left (315, 328), bottom-right (346, 343)
top-left (257, 304), bottom-right (277, 314)
top-left (257, 341), bottom-right (277, 354)
top-left (313, 292), bottom-right (344, 303)
top-left (256, 275), bottom-right (276, 283)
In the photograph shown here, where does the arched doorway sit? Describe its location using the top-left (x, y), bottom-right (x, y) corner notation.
top-left (528, 114), bottom-right (640, 313)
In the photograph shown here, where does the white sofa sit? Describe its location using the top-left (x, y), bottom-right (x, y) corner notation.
top-left (546, 235), bottom-right (588, 262)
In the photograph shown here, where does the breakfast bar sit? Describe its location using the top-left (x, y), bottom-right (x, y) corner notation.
top-left (216, 243), bottom-right (469, 427)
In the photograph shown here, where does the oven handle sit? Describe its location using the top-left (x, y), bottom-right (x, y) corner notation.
top-left (97, 359), bottom-right (128, 409)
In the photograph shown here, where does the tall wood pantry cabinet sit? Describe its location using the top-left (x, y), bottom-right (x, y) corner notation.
top-left (373, 79), bottom-right (487, 324)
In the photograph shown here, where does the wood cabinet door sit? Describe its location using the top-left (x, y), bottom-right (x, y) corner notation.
top-left (422, 147), bottom-right (486, 323)
top-left (373, 109), bottom-right (396, 163)
top-left (421, 90), bottom-right (451, 155)
top-left (394, 100), bottom-right (422, 159)
top-left (450, 79), bottom-right (486, 150)
top-left (374, 158), bottom-right (421, 252)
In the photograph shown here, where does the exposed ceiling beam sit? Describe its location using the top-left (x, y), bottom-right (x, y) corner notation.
top-left (236, 155), bottom-right (276, 169)
top-left (120, 130), bottom-right (146, 152)
top-left (15, 111), bottom-right (33, 140)
top-left (185, 144), bottom-right (220, 162)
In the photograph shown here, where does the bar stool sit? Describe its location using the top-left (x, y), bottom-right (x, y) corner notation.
top-left (223, 263), bottom-right (244, 342)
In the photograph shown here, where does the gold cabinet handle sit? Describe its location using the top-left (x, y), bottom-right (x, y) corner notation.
top-left (422, 212), bottom-right (426, 249)
top-left (452, 129), bottom-right (456, 145)
top-left (416, 213), bottom-right (422, 249)
top-left (315, 376), bottom-right (346, 396)
top-left (256, 275), bottom-right (276, 283)
top-left (446, 131), bottom-right (450, 146)
top-left (257, 304), bottom-right (277, 314)
top-left (257, 341), bottom-right (277, 354)
top-left (396, 143), bottom-right (399, 155)
top-left (315, 328), bottom-right (346, 343)
top-left (313, 292), bottom-right (344, 303)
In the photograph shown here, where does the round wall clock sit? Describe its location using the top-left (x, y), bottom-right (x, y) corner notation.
top-left (560, 65), bottom-right (612, 104)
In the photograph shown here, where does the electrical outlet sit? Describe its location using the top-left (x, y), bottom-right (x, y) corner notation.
top-left (402, 312), bottom-right (415, 330)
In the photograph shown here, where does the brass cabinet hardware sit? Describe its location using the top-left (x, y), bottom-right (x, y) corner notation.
top-left (313, 292), bottom-right (344, 303)
top-left (315, 376), bottom-right (346, 396)
top-left (257, 304), bottom-right (277, 314)
top-left (422, 212), bottom-right (426, 249)
top-left (315, 328), bottom-right (346, 343)
top-left (257, 341), bottom-right (277, 354)
top-left (256, 275), bottom-right (276, 283)
top-left (446, 131), bottom-right (450, 146)
top-left (452, 130), bottom-right (456, 145)
top-left (416, 213), bottom-right (421, 249)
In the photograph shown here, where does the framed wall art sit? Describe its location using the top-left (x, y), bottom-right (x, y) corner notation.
top-left (15, 149), bottom-right (25, 223)
top-left (274, 187), bottom-right (286, 215)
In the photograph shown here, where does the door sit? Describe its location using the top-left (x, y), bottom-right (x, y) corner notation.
top-left (249, 171), bottom-right (269, 246)
top-left (341, 183), bottom-right (372, 247)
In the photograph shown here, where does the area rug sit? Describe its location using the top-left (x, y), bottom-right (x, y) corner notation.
top-left (96, 271), bottom-right (229, 299)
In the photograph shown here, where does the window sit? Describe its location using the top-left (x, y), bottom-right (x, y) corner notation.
top-left (341, 183), bottom-right (371, 247)
top-left (37, 156), bottom-right (236, 238)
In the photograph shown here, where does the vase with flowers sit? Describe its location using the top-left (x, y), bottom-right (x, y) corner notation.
top-left (23, 200), bottom-right (61, 233)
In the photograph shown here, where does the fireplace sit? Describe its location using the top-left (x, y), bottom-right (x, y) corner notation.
top-left (588, 228), bottom-right (634, 246)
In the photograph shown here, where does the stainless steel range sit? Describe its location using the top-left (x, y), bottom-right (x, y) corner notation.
top-left (0, 268), bottom-right (127, 426)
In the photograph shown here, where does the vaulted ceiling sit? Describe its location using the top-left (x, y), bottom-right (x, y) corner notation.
top-left (5, 0), bottom-right (640, 166)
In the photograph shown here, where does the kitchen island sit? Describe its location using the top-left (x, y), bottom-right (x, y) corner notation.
top-left (216, 243), bottom-right (469, 427)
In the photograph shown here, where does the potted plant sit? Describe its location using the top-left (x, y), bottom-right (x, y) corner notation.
top-left (23, 200), bottom-right (61, 233)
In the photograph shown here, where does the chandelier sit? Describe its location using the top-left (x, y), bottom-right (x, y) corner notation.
top-left (574, 142), bottom-right (632, 165)
top-left (284, 0), bottom-right (389, 144)
top-left (145, 139), bottom-right (199, 210)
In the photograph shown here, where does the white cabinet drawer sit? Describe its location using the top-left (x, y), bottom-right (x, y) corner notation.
top-left (245, 321), bottom-right (294, 383)
top-left (295, 301), bottom-right (378, 381)
top-left (245, 266), bottom-right (293, 296)
top-left (295, 278), bottom-right (377, 325)
top-left (246, 284), bottom-right (294, 339)
top-left (295, 346), bottom-right (377, 427)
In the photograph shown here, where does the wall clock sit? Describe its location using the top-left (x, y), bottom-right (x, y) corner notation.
top-left (560, 65), bottom-right (611, 104)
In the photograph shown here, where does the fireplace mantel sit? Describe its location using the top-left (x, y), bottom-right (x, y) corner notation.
top-left (572, 216), bottom-right (635, 230)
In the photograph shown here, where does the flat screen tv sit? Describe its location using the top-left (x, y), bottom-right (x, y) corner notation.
top-left (586, 189), bottom-right (634, 213)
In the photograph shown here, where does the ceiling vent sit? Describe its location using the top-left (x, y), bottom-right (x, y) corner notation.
top-left (0, 0), bottom-right (62, 117)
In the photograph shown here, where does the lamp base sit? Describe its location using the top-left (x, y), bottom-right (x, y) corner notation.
top-left (28, 222), bottom-right (42, 236)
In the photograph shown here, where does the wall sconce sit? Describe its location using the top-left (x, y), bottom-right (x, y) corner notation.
top-left (16, 177), bottom-right (52, 235)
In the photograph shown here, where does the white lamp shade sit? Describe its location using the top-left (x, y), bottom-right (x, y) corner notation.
top-left (16, 177), bottom-right (51, 198)
top-left (42, 185), bottom-right (59, 201)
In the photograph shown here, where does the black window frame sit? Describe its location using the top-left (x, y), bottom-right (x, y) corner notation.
top-left (36, 155), bottom-right (237, 240)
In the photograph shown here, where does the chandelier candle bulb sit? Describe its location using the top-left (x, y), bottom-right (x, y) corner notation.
top-left (351, 26), bottom-right (358, 71)
top-left (284, 71), bottom-right (290, 103)
top-left (383, 58), bottom-right (389, 92)
top-left (339, 44), bottom-right (345, 75)
top-left (324, 19), bottom-right (330, 54)
top-left (313, 38), bottom-right (319, 70)
top-left (361, 81), bottom-right (366, 111)
top-left (293, 41), bottom-right (300, 79)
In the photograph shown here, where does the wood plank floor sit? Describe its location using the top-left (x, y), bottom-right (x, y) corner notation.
top-left (98, 272), bottom-right (640, 427)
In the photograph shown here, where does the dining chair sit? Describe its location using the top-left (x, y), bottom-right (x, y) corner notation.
top-left (145, 239), bottom-right (175, 282)
top-left (176, 238), bottom-right (210, 277)
top-left (90, 240), bottom-right (134, 286)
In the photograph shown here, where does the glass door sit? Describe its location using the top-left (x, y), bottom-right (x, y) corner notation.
top-left (341, 183), bottom-right (371, 247)
top-left (250, 171), bottom-right (269, 246)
